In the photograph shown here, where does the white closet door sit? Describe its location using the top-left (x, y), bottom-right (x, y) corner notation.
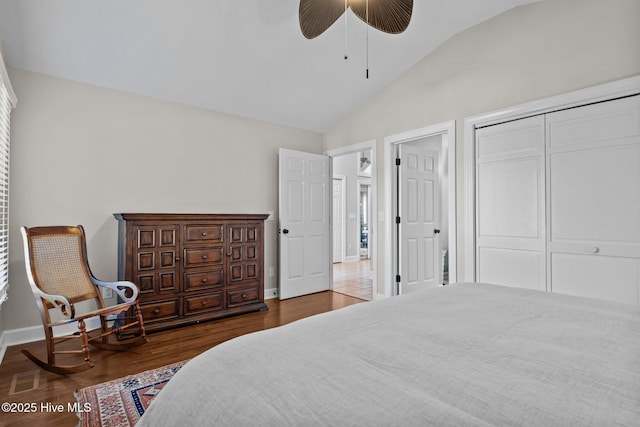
top-left (475, 116), bottom-right (546, 291)
top-left (547, 95), bottom-right (640, 305)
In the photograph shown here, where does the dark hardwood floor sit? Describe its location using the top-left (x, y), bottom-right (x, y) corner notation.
top-left (0, 291), bottom-right (363, 427)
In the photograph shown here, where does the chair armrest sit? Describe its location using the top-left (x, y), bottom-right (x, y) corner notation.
top-left (70, 301), bottom-right (138, 323)
top-left (36, 290), bottom-right (75, 319)
top-left (49, 300), bottom-right (137, 327)
top-left (93, 279), bottom-right (139, 303)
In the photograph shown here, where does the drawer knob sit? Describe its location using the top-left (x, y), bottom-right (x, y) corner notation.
top-left (201, 278), bottom-right (208, 283)
top-left (202, 300), bottom-right (208, 306)
top-left (202, 255), bottom-right (208, 259)
top-left (242, 294), bottom-right (247, 299)
top-left (153, 309), bottom-right (160, 315)
top-left (201, 232), bottom-right (207, 236)
top-left (588, 246), bottom-right (600, 253)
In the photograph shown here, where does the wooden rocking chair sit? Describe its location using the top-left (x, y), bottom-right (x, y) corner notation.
top-left (20, 225), bottom-right (148, 375)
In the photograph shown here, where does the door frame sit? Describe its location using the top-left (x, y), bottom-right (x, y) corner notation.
top-left (463, 76), bottom-right (640, 282)
top-left (384, 120), bottom-right (457, 297)
top-left (325, 140), bottom-right (378, 299)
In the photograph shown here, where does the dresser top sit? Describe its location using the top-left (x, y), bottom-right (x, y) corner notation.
top-left (113, 213), bottom-right (269, 221)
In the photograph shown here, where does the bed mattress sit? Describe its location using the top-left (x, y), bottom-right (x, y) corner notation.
top-left (138, 283), bottom-right (640, 426)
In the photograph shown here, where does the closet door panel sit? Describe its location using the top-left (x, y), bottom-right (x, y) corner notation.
top-left (479, 247), bottom-right (544, 290)
top-left (547, 96), bottom-right (640, 151)
top-left (478, 158), bottom-right (541, 243)
top-left (550, 144), bottom-right (640, 252)
top-left (552, 253), bottom-right (639, 305)
top-left (476, 115), bottom-right (546, 291)
top-left (547, 95), bottom-right (640, 305)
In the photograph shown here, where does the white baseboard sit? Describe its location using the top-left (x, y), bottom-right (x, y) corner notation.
top-left (264, 287), bottom-right (278, 299)
top-left (0, 318), bottom-right (101, 365)
top-left (0, 332), bottom-right (6, 366)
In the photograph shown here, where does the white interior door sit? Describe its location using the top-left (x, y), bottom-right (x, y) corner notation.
top-left (475, 116), bottom-right (546, 291)
top-left (332, 177), bottom-right (344, 263)
top-left (279, 148), bottom-right (331, 299)
top-left (547, 95), bottom-right (640, 305)
top-left (398, 144), bottom-right (441, 294)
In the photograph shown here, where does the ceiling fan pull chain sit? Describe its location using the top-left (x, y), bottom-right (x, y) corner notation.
top-left (366, 0), bottom-right (370, 79)
top-left (344, 0), bottom-right (349, 60)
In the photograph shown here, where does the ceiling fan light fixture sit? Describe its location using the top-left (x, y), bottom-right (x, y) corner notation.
top-left (299, 0), bottom-right (413, 39)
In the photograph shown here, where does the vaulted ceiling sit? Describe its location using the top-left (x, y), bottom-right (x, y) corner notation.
top-left (0, 0), bottom-right (540, 132)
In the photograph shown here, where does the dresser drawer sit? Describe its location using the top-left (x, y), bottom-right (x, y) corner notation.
top-left (184, 247), bottom-right (224, 267)
top-left (185, 225), bottom-right (223, 244)
top-left (140, 299), bottom-right (180, 323)
top-left (184, 269), bottom-right (224, 291)
top-left (184, 292), bottom-right (223, 315)
top-left (227, 286), bottom-right (260, 307)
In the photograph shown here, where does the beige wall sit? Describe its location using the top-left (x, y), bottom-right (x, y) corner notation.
top-left (3, 0), bottom-right (640, 333)
top-left (323, 0), bottom-right (640, 291)
top-left (3, 69), bottom-right (322, 331)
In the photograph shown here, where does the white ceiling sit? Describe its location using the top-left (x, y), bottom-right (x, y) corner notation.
top-left (0, 0), bottom-right (540, 132)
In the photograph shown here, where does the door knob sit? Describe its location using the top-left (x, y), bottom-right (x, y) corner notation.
top-left (434, 229), bottom-right (441, 234)
top-left (282, 229), bottom-right (289, 234)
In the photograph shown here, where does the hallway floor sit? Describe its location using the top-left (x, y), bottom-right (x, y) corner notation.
top-left (333, 259), bottom-right (373, 301)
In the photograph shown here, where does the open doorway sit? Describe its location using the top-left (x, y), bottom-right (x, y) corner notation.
top-left (326, 142), bottom-right (377, 301)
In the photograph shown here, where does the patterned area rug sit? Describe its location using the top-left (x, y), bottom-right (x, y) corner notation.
top-left (75, 360), bottom-right (188, 427)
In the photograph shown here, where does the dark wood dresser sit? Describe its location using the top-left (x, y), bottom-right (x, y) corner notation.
top-left (114, 213), bottom-right (268, 332)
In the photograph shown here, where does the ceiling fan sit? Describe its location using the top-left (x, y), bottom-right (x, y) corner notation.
top-left (299, 0), bottom-right (414, 39)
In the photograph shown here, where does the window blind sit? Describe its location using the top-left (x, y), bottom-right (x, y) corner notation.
top-left (0, 60), bottom-right (13, 306)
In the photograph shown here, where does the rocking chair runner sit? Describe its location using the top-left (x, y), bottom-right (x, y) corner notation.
top-left (20, 225), bottom-right (148, 375)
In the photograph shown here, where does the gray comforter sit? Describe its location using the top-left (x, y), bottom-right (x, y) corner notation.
top-left (137, 283), bottom-right (640, 426)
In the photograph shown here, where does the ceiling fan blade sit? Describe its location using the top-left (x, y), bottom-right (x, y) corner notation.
top-left (299, 0), bottom-right (346, 39)
top-left (350, 0), bottom-right (413, 34)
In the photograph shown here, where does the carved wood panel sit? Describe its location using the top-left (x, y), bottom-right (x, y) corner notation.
top-left (132, 224), bottom-right (178, 295)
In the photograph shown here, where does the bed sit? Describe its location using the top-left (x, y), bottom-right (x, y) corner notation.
top-left (137, 283), bottom-right (640, 426)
